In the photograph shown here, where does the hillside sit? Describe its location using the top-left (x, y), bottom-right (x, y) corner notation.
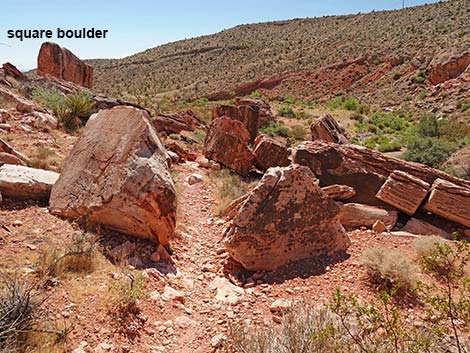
top-left (90, 0), bottom-right (469, 107)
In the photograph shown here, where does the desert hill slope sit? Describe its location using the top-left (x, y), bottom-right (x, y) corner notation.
top-left (89, 0), bottom-right (469, 103)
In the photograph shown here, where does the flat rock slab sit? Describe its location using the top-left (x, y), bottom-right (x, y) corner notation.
top-left (376, 170), bottom-right (430, 215)
top-left (401, 218), bottom-right (451, 239)
top-left (423, 178), bottom-right (470, 227)
top-left (338, 203), bottom-right (398, 229)
top-left (0, 164), bottom-right (59, 201)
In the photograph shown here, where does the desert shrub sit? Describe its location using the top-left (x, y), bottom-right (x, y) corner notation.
top-left (378, 139), bottom-right (402, 153)
top-left (403, 136), bottom-right (455, 168)
top-left (411, 71), bottom-right (425, 84)
top-left (343, 97), bottom-right (359, 111)
top-left (361, 247), bottom-right (419, 291)
top-left (35, 232), bottom-right (98, 280)
top-left (289, 125), bottom-right (306, 140)
top-left (327, 96), bottom-right (344, 110)
top-left (109, 271), bottom-right (147, 315)
top-left (31, 87), bottom-right (66, 115)
top-left (208, 169), bottom-right (252, 215)
top-left (413, 236), bottom-right (447, 260)
top-left (260, 121), bottom-right (290, 137)
top-left (364, 136), bottom-right (378, 149)
top-left (278, 106), bottom-right (295, 118)
top-left (418, 90), bottom-right (426, 100)
top-left (194, 97), bottom-right (209, 106)
top-left (28, 147), bottom-right (61, 171)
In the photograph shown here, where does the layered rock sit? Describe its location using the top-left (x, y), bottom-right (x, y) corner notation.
top-left (338, 203), bottom-right (398, 229)
top-left (203, 117), bottom-right (254, 176)
top-left (50, 106), bottom-right (177, 245)
top-left (234, 98), bottom-right (275, 128)
top-left (423, 179), bottom-right (470, 227)
top-left (224, 164), bottom-right (350, 271)
top-left (37, 42), bottom-right (93, 88)
top-left (0, 152), bottom-right (25, 166)
top-left (252, 135), bottom-right (290, 171)
top-left (427, 52), bottom-right (470, 85)
top-left (2, 62), bottom-right (26, 81)
top-left (402, 218), bottom-right (450, 239)
top-left (154, 110), bottom-right (205, 134)
top-left (293, 141), bottom-right (470, 206)
top-left (321, 184), bottom-right (356, 201)
top-left (212, 104), bottom-right (259, 144)
top-left (0, 164), bottom-right (59, 201)
top-left (310, 114), bottom-right (348, 143)
top-left (376, 171), bottom-right (430, 215)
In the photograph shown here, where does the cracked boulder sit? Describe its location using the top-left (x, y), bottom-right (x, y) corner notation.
top-left (223, 164), bottom-right (350, 270)
top-left (50, 106), bottom-right (177, 245)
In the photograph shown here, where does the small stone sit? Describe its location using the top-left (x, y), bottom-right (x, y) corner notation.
top-left (12, 220), bottom-right (23, 226)
top-left (372, 220), bottom-right (387, 233)
top-left (269, 299), bottom-right (292, 313)
top-left (211, 333), bottom-right (226, 348)
top-left (150, 252), bottom-right (161, 263)
top-left (161, 285), bottom-right (185, 303)
top-left (187, 173), bottom-right (204, 185)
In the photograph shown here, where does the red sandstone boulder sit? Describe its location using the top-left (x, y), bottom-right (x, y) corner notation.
top-left (252, 135), bottom-right (290, 171)
top-left (212, 104), bottom-right (259, 144)
top-left (37, 42), bottom-right (93, 88)
top-left (154, 110), bottom-right (205, 134)
top-left (310, 114), bottom-right (348, 144)
top-left (50, 106), bottom-right (177, 245)
top-left (427, 52), bottom-right (470, 85)
top-left (224, 164), bottom-right (350, 271)
top-left (234, 98), bottom-right (275, 128)
top-left (203, 117), bottom-right (254, 176)
top-left (2, 62), bottom-right (26, 81)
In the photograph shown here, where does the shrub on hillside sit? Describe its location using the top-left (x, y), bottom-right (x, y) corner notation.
top-left (278, 106), bottom-right (295, 118)
top-left (260, 121), bottom-right (290, 137)
top-left (403, 136), bottom-right (455, 168)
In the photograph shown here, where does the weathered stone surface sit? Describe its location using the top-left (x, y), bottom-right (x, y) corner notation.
top-left (37, 42), bottom-right (93, 88)
top-left (0, 164), bottom-right (59, 201)
top-left (164, 142), bottom-right (197, 162)
top-left (2, 62), bottom-right (26, 81)
top-left (21, 111), bottom-right (57, 130)
top-left (310, 114), bottom-right (348, 143)
top-left (427, 52), bottom-right (470, 85)
top-left (293, 141), bottom-right (470, 206)
top-left (224, 164), bottom-right (350, 271)
top-left (212, 104), bottom-right (259, 144)
top-left (423, 179), bottom-right (470, 227)
top-left (154, 110), bottom-right (205, 134)
top-left (376, 170), bottom-right (430, 215)
top-left (321, 184), bottom-right (356, 201)
top-left (234, 98), bottom-right (275, 128)
top-left (50, 106), bottom-right (177, 245)
top-left (0, 138), bottom-right (31, 165)
top-left (253, 135), bottom-right (290, 171)
top-left (0, 152), bottom-right (25, 166)
top-left (338, 203), bottom-right (398, 229)
top-left (402, 218), bottom-right (451, 239)
top-left (204, 117), bottom-right (254, 176)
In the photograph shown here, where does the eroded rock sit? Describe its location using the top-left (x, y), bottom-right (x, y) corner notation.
top-left (253, 135), bottom-right (290, 171)
top-left (310, 114), bottom-right (348, 143)
top-left (338, 203), bottom-right (398, 229)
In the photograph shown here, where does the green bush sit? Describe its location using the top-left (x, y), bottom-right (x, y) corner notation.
top-left (260, 121), bottom-right (290, 137)
top-left (343, 97), bottom-right (358, 111)
top-left (289, 125), bottom-right (306, 140)
top-left (403, 136), bottom-right (455, 168)
top-left (278, 106), bottom-right (295, 118)
top-left (378, 139), bottom-right (402, 153)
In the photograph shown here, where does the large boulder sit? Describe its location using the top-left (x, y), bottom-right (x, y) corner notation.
top-left (293, 141), bottom-right (470, 206)
top-left (310, 114), bottom-right (348, 143)
top-left (153, 110), bottom-right (205, 134)
top-left (224, 164), bottom-right (350, 271)
top-left (0, 164), bottom-right (59, 201)
top-left (427, 52), bottom-right (470, 85)
top-left (49, 106), bottom-right (177, 245)
top-left (252, 135), bottom-right (290, 171)
top-left (37, 42), bottom-right (93, 88)
top-left (234, 98), bottom-right (275, 128)
top-left (203, 117), bottom-right (254, 176)
top-left (212, 104), bottom-right (259, 144)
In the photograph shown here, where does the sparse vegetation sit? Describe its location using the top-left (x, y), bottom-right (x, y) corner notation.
top-left (260, 121), bottom-right (290, 137)
top-left (208, 169), bottom-right (252, 215)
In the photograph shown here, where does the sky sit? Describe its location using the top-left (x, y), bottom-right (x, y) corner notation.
top-left (0, 0), bottom-right (443, 71)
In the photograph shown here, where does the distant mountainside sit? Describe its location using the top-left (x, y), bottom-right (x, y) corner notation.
top-left (89, 0), bottom-right (469, 107)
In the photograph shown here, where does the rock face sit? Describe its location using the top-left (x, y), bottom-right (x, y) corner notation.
top-left (2, 62), bottom-right (26, 81)
top-left (338, 203), bottom-right (398, 229)
top-left (203, 117), bottom-right (254, 176)
top-left (293, 141), bottom-right (470, 206)
top-left (376, 171), bottom-right (430, 215)
top-left (0, 164), bottom-right (59, 201)
top-left (37, 42), bottom-right (93, 88)
top-left (212, 104), bottom-right (259, 144)
top-left (321, 184), bottom-right (356, 201)
top-left (252, 135), bottom-right (290, 171)
top-left (310, 114), bottom-right (348, 143)
top-left (224, 164), bottom-right (350, 271)
top-left (427, 52), bottom-right (470, 85)
top-left (49, 106), bottom-right (177, 245)
top-left (234, 98), bottom-right (275, 128)
top-left (423, 179), bottom-right (470, 227)
top-left (153, 110), bottom-right (205, 134)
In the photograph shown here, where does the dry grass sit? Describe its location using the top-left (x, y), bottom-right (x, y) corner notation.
top-left (28, 147), bottom-right (61, 172)
top-left (207, 169), bottom-right (253, 216)
top-left (413, 235), bottom-right (447, 260)
top-left (361, 247), bottom-right (419, 291)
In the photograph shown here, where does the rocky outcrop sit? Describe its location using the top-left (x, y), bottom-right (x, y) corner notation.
top-left (50, 106), bottom-right (177, 245)
top-left (37, 42), bottom-right (93, 88)
top-left (203, 117), bottom-right (254, 176)
top-left (293, 141), bottom-right (470, 206)
top-left (322, 185), bottom-right (356, 201)
top-left (164, 142), bottom-right (197, 162)
top-left (2, 62), bottom-right (26, 81)
top-left (0, 138), bottom-right (31, 165)
top-left (224, 164), bottom-right (350, 271)
top-left (338, 203), bottom-right (398, 229)
top-left (153, 110), bottom-right (205, 134)
top-left (234, 98), bottom-right (275, 128)
top-left (252, 135), bottom-right (290, 171)
top-left (376, 171), bottom-right (430, 215)
top-left (310, 114), bottom-right (348, 143)
top-left (427, 52), bottom-right (470, 85)
top-left (0, 164), bottom-right (59, 201)
top-left (212, 105), bottom-right (259, 144)
top-left (423, 179), bottom-right (470, 227)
